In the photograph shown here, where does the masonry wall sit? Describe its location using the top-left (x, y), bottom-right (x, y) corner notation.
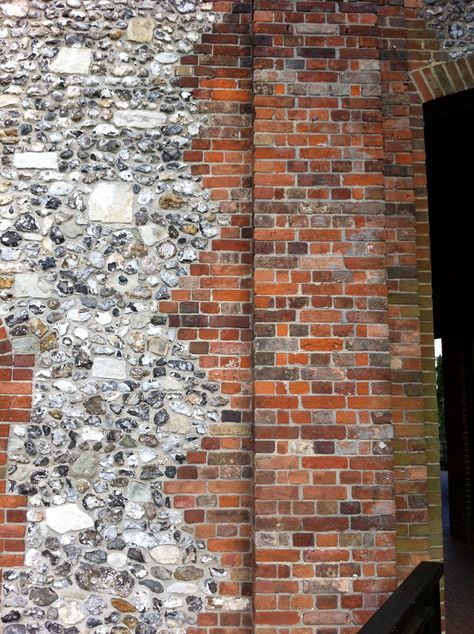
top-left (0, 0), bottom-right (471, 632)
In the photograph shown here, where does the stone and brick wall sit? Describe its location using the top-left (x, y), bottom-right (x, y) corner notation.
top-left (0, 1), bottom-right (252, 631)
top-left (0, 0), bottom-right (472, 632)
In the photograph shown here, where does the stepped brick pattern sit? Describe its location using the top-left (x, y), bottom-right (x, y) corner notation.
top-left (0, 0), bottom-right (472, 632)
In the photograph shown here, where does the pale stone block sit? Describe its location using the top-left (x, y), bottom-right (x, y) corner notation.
top-left (148, 336), bottom-right (170, 356)
top-left (108, 552), bottom-right (127, 568)
top-left (50, 47), bottom-right (93, 75)
top-left (92, 357), bottom-right (127, 380)
top-left (150, 545), bottom-right (181, 564)
top-left (160, 375), bottom-right (182, 391)
top-left (88, 182), bottom-right (134, 223)
top-left (13, 273), bottom-right (52, 298)
top-left (58, 602), bottom-right (85, 626)
top-left (167, 582), bottom-right (198, 594)
top-left (168, 413), bottom-right (193, 434)
top-left (114, 109), bottom-right (167, 129)
top-left (303, 578), bottom-right (352, 593)
top-left (126, 17), bottom-right (155, 43)
top-left (1, 0), bottom-right (29, 17)
top-left (0, 94), bottom-right (21, 108)
top-left (127, 481), bottom-right (152, 503)
top-left (13, 152), bottom-right (59, 170)
top-left (207, 596), bottom-right (251, 611)
top-left (209, 423), bottom-right (251, 437)
top-left (139, 224), bottom-right (169, 246)
top-left (45, 504), bottom-right (94, 534)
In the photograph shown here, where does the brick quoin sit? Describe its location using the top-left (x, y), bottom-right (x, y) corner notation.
top-left (160, 2), bottom-right (254, 632)
top-left (0, 320), bottom-right (33, 578)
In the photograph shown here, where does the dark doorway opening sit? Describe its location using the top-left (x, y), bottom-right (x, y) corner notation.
top-left (424, 88), bottom-right (474, 632)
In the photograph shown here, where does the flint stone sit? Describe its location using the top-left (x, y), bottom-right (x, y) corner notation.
top-left (4, 627), bottom-right (26, 634)
top-left (49, 181), bottom-right (74, 197)
top-left (50, 47), bottom-right (93, 75)
top-left (29, 587), bottom-right (58, 607)
top-left (123, 530), bottom-right (157, 549)
top-left (85, 594), bottom-right (107, 615)
top-left (151, 566), bottom-right (172, 581)
top-left (160, 375), bottom-right (182, 391)
top-left (174, 566), bottom-right (204, 581)
top-left (13, 152), bottom-right (59, 170)
top-left (156, 52), bottom-right (179, 64)
top-left (92, 357), bottom-right (127, 380)
top-left (79, 529), bottom-right (103, 546)
top-left (150, 545), bottom-right (181, 565)
top-left (88, 182), bottom-right (134, 224)
top-left (13, 273), bottom-right (52, 299)
top-left (45, 503), bottom-right (94, 534)
top-left (148, 336), bottom-right (170, 356)
top-left (139, 579), bottom-right (164, 593)
top-left (70, 452), bottom-right (100, 479)
top-left (126, 17), bottom-right (155, 43)
top-left (75, 564), bottom-right (135, 597)
top-left (62, 219), bottom-right (83, 238)
top-left (114, 110), bottom-right (167, 129)
top-left (0, 611), bottom-right (21, 623)
top-left (84, 395), bottom-right (105, 415)
top-left (111, 598), bottom-right (137, 613)
top-left (159, 193), bottom-right (184, 209)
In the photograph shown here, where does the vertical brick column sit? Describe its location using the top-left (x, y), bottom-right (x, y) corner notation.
top-left (252, 2), bottom-right (397, 631)
top-left (0, 320), bottom-right (33, 575)
top-left (378, 0), bottom-right (433, 577)
top-left (162, 3), bottom-right (254, 633)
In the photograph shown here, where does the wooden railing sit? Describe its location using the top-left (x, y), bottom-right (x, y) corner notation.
top-left (359, 561), bottom-right (444, 634)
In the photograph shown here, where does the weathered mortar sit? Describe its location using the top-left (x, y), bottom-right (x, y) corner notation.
top-left (0, 0), bottom-right (239, 631)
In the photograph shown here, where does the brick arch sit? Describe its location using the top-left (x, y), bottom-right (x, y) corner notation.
top-left (0, 319), bottom-right (34, 576)
top-left (410, 56), bottom-right (474, 103)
